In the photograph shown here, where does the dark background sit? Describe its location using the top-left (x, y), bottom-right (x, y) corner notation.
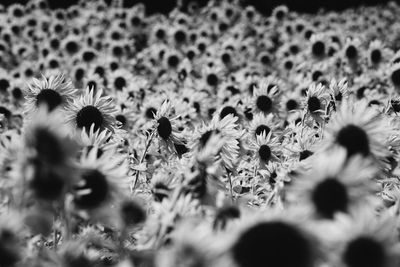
top-left (1, 0), bottom-right (391, 14)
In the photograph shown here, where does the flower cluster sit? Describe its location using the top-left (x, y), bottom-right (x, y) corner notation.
top-left (1, 0), bottom-right (400, 267)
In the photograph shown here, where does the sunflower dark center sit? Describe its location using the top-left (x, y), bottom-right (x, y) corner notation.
top-left (82, 51), bottom-right (95, 62)
top-left (207, 73), bottom-right (219, 86)
top-left (120, 200), bottom-right (146, 225)
top-left (256, 95), bottom-right (273, 112)
top-left (261, 55), bottom-right (270, 65)
top-left (74, 169), bottom-right (109, 209)
top-left (220, 106), bottom-right (237, 119)
top-left (391, 68), bottom-right (400, 86)
top-left (174, 143), bottom-right (189, 156)
top-left (75, 68), bottom-right (84, 81)
top-left (94, 66), bottom-right (105, 77)
top-left (276, 10), bottom-right (285, 19)
top-left (232, 221), bottom-right (312, 267)
top-left (0, 79), bottom-right (10, 91)
top-left (193, 102), bottom-right (200, 113)
top-left (345, 45), bottom-right (358, 59)
top-left (312, 178), bottom-right (348, 219)
top-left (0, 106), bottom-right (11, 119)
top-left (12, 87), bottom-right (22, 99)
top-left (335, 92), bottom-right (343, 101)
top-left (65, 41), bottom-right (79, 54)
top-left (157, 116), bottom-right (172, 140)
top-left (200, 130), bottom-right (213, 147)
top-left (222, 53), bottom-right (231, 64)
top-left (258, 145), bottom-right (271, 162)
top-left (343, 237), bottom-right (386, 267)
top-left (36, 89), bottom-right (63, 111)
top-left (307, 96), bottom-right (321, 113)
top-left (156, 29), bottom-right (165, 39)
top-left (255, 125), bottom-right (271, 136)
top-left (116, 114), bottom-right (127, 126)
top-left (371, 49), bottom-right (382, 64)
top-left (312, 71), bottom-right (323, 81)
top-left (167, 55), bottom-right (179, 68)
top-left (336, 124), bottom-right (369, 157)
top-left (299, 150), bottom-right (313, 161)
top-left (76, 105), bottom-right (104, 131)
top-left (114, 77), bottom-right (126, 90)
top-left (284, 60), bottom-right (293, 70)
top-left (244, 108), bottom-right (253, 120)
top-left (286, 99), bottom-right (298, 111)
top-left (391, 100), bottom-right (400, 112)
top-left (174, 30), bottom-right (186, 43)
top-left (145, 107), bottom-right (156, 119)
top-left (248, 82), bottom-right (257, 95)
top-left (312, 41), bottom-right (325, 57)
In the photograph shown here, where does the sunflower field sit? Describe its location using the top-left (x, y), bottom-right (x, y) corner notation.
top-left (1, 0), bottom-right (400, 267)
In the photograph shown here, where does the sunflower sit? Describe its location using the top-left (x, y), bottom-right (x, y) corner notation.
top-left (82, 73), bottom-right (106, 94)
top-left (302, 82), bottom-right (330, 124)
top-left (77, 124), bottom-right (117, 158)
top-left (227, 207), bottom-right (320, 267)
top-left (136, 95), bottom-right (163, 129)
top-left (287, 148), bottom-right (380, 219)
top-left (251, 78), bottom-right (281, 115)
top-left (367, 39), bottom-right (392, 68)
top-left (280, 89), bottom-right (302, 116)
top-left (310, 33), bottom-right (328, 60)
top-left (194, 113), bottom-right (242, 171)
top-left (111, 90), bottom-right (137, 131)
top-left (19, 107), bottom-right (77, 202)
top-left (283, 123), bottom-right (320, 162)
top-left (65, 87), bottom-right (117, 134)
top-left (150, 165), bottom-right (182, 202)
top-left (318, 209), bottom-right (400, 267)
top-left (249, 113), bottom-right (280, 139)
top-left (385, 94), bottom-right (400, 115)
top-left (61, 35), bottom-right (81, 57)
top-left (151, 22), bottom-right (168, 43)
top-left (329, 78), bottom-right (349, 104)
top-left (342, 37), bottom-right (361, 67)
top-left (152, 100), bottom-right (185, 154)
top-left (323, 99), bottom-right (392, 162)
top-left (72, 146), bottom-right (130, 224)
top-left (109, 68), bottom-right (135, 92)
top-left (271, 5), bottom-right (289, 22)
top-left (24, 73), bottom-right (77, 114)
top-left (248, 131), bottom-right (281, 168)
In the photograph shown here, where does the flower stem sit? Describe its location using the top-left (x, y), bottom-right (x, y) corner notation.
top-left (133, 128), bottom-right (156, 190)
top-left (226, 168), bottom-right (234, 203)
